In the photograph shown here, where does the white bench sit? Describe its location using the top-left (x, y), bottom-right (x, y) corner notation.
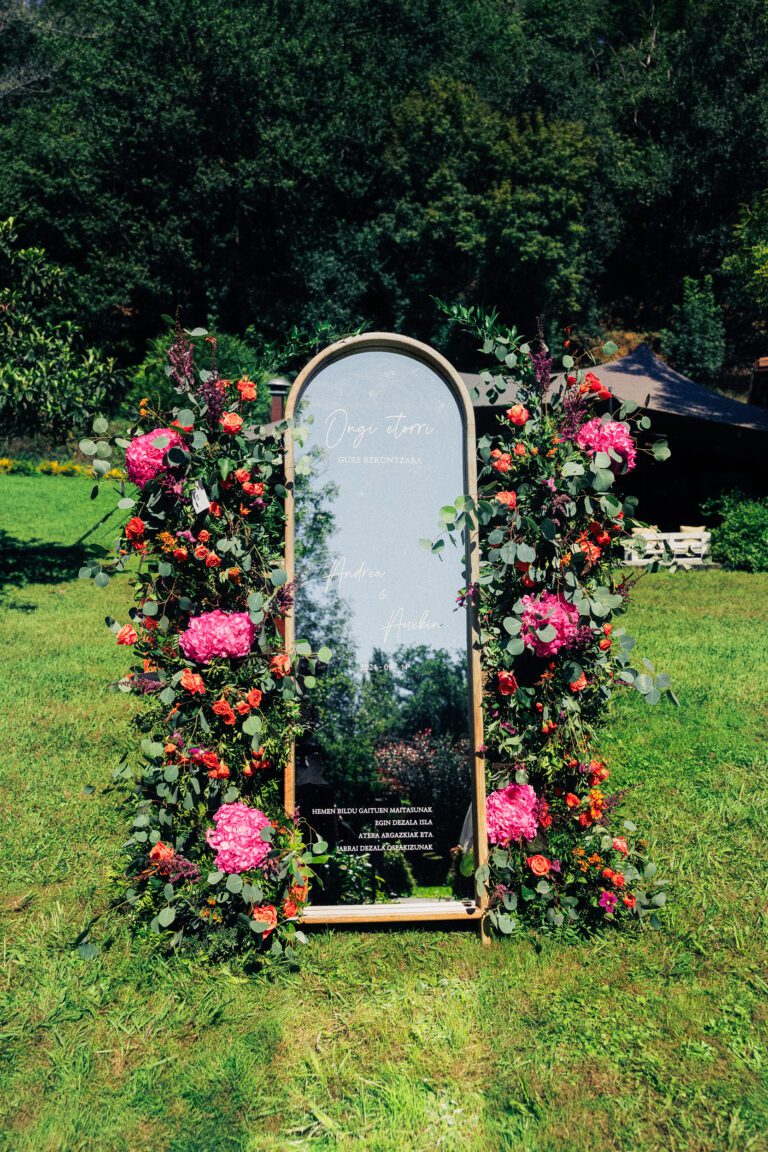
top-left (624, 529), bottom-right (712, 567)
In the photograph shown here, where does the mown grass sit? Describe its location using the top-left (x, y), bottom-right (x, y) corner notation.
top-left (1, 475), bottom-right (767, 1152)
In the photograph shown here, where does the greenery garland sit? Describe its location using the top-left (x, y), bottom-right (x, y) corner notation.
top-left (438, 304), bottom-right (672, 933)
top-left (82, 325), bottom-right (330, 962)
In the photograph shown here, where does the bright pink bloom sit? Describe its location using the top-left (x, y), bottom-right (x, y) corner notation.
top-left (575, 418), bottom-right (637, 473)
top-left (599, 890), bottom-right (618, 913)
top-left (520, 592), bottom-right (580, 657)
top-left (486, 783), bottom-right (539, 845)
top-left (125, 428), bottom-right (185, 489)
top-left (206, 803), bottom-right (272, 873)
top-left (179, 610), bottom-right (255, 664)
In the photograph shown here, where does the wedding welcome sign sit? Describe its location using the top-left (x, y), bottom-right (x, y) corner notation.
top-left (284, 334), bottom-right (488, 925)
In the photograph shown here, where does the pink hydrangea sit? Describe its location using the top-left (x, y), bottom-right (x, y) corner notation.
top-left (486, 783), bottom-right (539, 845)
top-left (206, 802), bottom-right (272, 873)
top-left (520, 591), bottom-right (580, 657)
top-left (125, 428), bottom-right (185, 488)
top-left (575, 418), bottom-right (637, 473)
top-left (179, 610), bottom-right (255, 664)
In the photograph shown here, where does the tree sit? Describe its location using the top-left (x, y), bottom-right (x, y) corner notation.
top-left (661, 275), bottom-right (725, 384)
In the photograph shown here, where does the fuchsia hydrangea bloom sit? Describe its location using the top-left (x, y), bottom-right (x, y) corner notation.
top-left (520, 591), bottom-right (580, 657)
top-left (179, 609), bottom-right (255, 664)
top-left (486, 783), bottom-right (539, 844)
top-left (575, 418), bottom-right (637, 473)
top-left (206, 802), bottom-right (272, 873)
top-left (125, 428), bottom-right (185, 488)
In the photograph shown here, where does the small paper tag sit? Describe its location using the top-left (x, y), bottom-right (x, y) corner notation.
top-left (191, 484), bottom-right (210, 514)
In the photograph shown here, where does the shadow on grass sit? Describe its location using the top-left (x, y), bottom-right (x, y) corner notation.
top-left (0, 529), bottom-right (100, 605)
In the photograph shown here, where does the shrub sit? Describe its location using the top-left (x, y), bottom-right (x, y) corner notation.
top-left (702, 490), bottom-right (768, 572)
top-left (661, 275), bottom-right (725, 385)
top-left (0, 218), bottom-right (119, 438)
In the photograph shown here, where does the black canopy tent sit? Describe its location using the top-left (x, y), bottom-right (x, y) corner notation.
top-left (465, 344), bottom-right (768, 529)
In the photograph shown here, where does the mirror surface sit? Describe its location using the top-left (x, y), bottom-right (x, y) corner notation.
top-left (292, 348), bottom-right (474, 906)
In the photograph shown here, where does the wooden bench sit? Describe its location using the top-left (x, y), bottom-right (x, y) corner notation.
top-left (624, 529), bottom-right (712, 567)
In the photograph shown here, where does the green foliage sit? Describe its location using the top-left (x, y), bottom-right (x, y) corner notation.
top-left (2, 1), bottom-right (768, 358)
top-left (702, 490), bottom-right (768, 572)
top-left (0, 218), bottom-right (120, 437)
top-left (724, 190), bottom-right (768, 313)
top-left (661, 275), bottom-right (726, 385)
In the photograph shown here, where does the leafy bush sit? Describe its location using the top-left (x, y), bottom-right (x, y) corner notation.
top-left (0, 218), bottom-right (119, 438)
top-left (702, 490), bottom-right (768, 572)
top-left (661, 275), bottom-right (725, 385)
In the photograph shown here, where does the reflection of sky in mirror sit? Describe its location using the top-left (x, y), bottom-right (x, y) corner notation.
top-left (295, 350), bottom-right (468, 670)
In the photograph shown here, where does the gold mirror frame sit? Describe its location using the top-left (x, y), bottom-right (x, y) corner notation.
top-left (283, 333), bottom-right (488, 928)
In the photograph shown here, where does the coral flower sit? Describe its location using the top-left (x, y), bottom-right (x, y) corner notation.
top-left (234, 467), bottom-right (250, 483)
top-left (125, 516), bottom-right (145, 540)
top-left (237, 377), bottom-right (257, 401)
top-left (246, 688), bottom-right (263, 709)
top-left (270, 653), bottom-right (291, 678)
top-left (149, 841), bottom-right (175, 868)
top-left (219, 412), bottom-right (243, 435)
top-left (116, 623), bottom-right (138, 645)
top-left (569, 671), bottom-right (588, 693)
top-left (490, 450), bottom-right (513, 474)
top-left (565, 793), bottom-right (580, 808)
top-left (527, 854), bottom-right (550, 876)
top-left (180, 669), bottom-right (205, 694)
top-left (495, 490), bottom-right (517, 509)
top-left (612, 837), bottom-right (629, 856)
top-left (252, 904), bottom-right (278, 935)
top-left (506, 404), bottom-right (530, 426)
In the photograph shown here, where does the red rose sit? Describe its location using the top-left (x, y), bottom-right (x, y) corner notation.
top-left (246, 688), bottom-right (263, 708)
top-left (125, 516), bottom-right (145, 540)
top-left (173, 547), bottom-right (188, 562)
top-left (565, 793), bottom-right (580, 808)
top-left (513, 443), bottom-right (526, 457)
top-left (234, 468), bottom-right (250, 483)
top-left (569, 672), bottom-right (588, 693)
top-left (497, 670), bottom-right (518, 696)
top-left (235, 700), bottom-right (250, 716)
top-left (149, 841), bottom-right (175, 867)
top-left (219, 412), bottom-right (243, 435)
top-left (205, 553), bottom-right (221, 568)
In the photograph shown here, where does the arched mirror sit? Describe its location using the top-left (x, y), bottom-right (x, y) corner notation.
top-left (284, 334), bottom-right (487, 924)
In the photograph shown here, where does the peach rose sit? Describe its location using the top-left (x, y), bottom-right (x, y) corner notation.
top-left (219, 412), bottom-right (243, 435)
top-left (237, 377), bottom-right (257, 400)
top-left (252, 904), bottom-right (278, 935)
top-left (495, 490), bottom-right (517, 509)
top-left (116, 624), bottom-right (138, 645)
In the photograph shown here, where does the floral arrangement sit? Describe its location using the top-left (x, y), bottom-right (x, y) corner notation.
top-left (439, 304), bottom-right (672, 935)
top-left (81, 323), bottom-right (329, 960)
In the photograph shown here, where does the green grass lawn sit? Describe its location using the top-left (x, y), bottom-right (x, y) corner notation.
top-left (1, 475), bottom-right (767, 1152)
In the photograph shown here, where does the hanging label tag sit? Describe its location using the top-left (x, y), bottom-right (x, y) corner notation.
top-left (191, 484), bottom-right (210, 514)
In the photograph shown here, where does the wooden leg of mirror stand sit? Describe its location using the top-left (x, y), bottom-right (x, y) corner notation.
top-left (478, 913), bottom-right (491, 948)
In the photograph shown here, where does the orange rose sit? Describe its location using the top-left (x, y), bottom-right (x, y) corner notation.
top-left (173, 547), bottom-right (188, 562)
top-left (197, 530), bottom-right (210, 543)
top-left (290, 880), bottom-right (309, 903)
top-left (212, 699), bottom-right (236, 725)
top-left (490, 450), bottom-right (513, 474)
top-left (495, 490), bottom-right (517, 509)
top-left (603, 623), bottom-right (613, 636)
top-left (208, 761), bottom-right (230, 780)
top-left (513, 443), bottom-right (527, 457)
top-left (270, 653), bottom-right (291, 678)
top-left (236, 700), bottom-right (251, 716)
top-left (527, 854), bottom-right (550, 876)
top-left (565, 793), bottom-right (580, 808)
top-left (209, 501), bottom-right (222, 517)
top-left (505, 404), bottom-right (530, 427)
top-left (246, 688), bottom-right (263, 708)
top-left (497, 670), bottom-right (518, 696)
top-left (234, 468), bottom-right (250, 483)
top-left (116, 624), bottom-right (138, 645)
top-left (252, 904), bottom-right (277, 935)
top-left (194, 545), bottom-right (208, 560)
top-left (180, 669), bottom-right (205, 694)
top-left (237, 377), bottom-right (257, 400)
top-left (599, 637), bottom-right (612, 651)
top-left (623, 894), bottom-right (637, 909)
top-left (125, 516), bottom-right (145, 540)
top-left (219, 412), bottom-right (243, 435)
top-left (205, 553), bottom-right (221, 568)
top-left (569, 672), bottom-right (588, 693)
top-left (241, 481), bottom-right (258, 496)
top-left (149, 841), bottom-right (175, 867)
top-left (282, 899), bottom-right (299, 919)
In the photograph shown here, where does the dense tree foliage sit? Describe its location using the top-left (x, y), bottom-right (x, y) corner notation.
top-left (1, 0), bottom-right (767, 369)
